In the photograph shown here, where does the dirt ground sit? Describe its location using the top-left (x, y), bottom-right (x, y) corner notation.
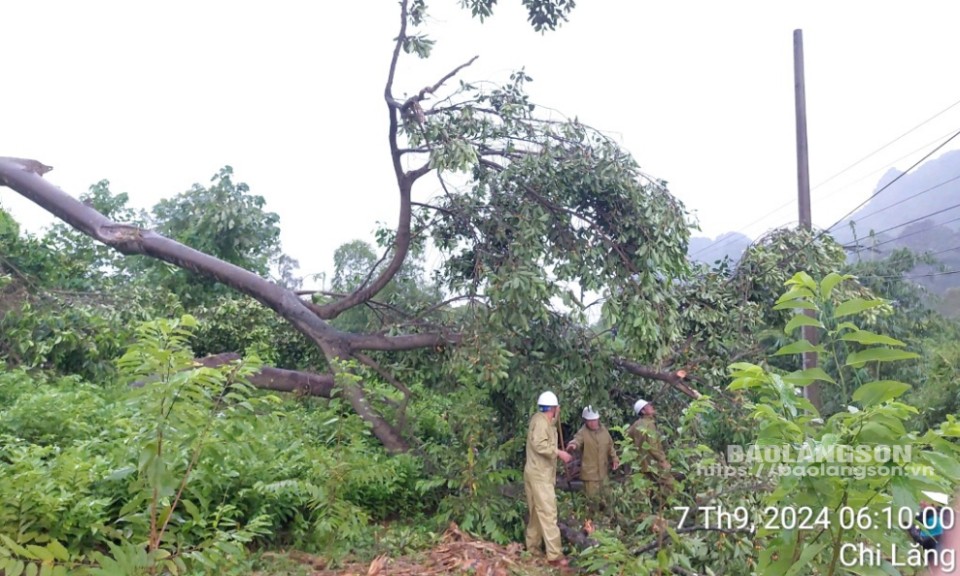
top-left (275, 523), bottom-right (572, 576)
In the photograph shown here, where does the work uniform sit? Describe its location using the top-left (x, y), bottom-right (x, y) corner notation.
top-left (571, 424), bottom-right (616, 498)
top-left (524, 411), bottom-right (563, 561)
top-left (627, 416), bottom-right (673, 493)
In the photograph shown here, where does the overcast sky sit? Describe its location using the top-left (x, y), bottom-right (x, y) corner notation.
top-left (4, 1), bottom-right (960, 286)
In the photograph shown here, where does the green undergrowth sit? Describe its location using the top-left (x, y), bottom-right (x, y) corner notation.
top-left (0, 315), bottom-right (455, 575)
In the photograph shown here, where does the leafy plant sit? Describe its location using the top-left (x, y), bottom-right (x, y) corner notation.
top-left (730, 271), bottom-right (960, 575)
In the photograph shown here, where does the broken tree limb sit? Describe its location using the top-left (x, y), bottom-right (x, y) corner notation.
top-left (614, 358), bottom-right (701, 399)
top-left (195, 352), bottom-right (335, 397)
top-left (559, 519), bottom-right (598, 550)
top-left (130, 352), bottom-right (336, 398)
top-left (0, 157), bottom-right (417, 453)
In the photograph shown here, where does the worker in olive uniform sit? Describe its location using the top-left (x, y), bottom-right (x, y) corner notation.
top-left (627, 399), bottom-right (673, 495)
top-left (524, 391), bottom-right (573, 568)
top-left (565, 406), bottom-right (619, 504)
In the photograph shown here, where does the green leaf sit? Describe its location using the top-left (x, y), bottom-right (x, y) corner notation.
top-left (923, 451), bottom-right (960, 482)
top-left (775, 286), bottom-right (816, 305)
top-left (856, 421), bottom-right (899, 444)
top-left (784, 271), bottom-right (817, 291)
top-left (45, 541), bottom-right (68, 563)
top-left (852, 380), bottom-right (911, 407)
top-left (833, 298), bottom-right (886, 319)
top-left (729, 376), bottom-right (764, 391)
top-left (783, 367), bottom-right (836, 386)
top-left (24, 547), bottom-right (51, 563)
top-left (773, 340), bottom-right (825, 356)
top-left (728, 362), bottom-right (763, 374)
top-left (891, 475), bottom-right (919, 512)
top-left (106, 466), bottom-right (136, 481)
top-left (839, 330), bottom-right (906, 347)
top-left (0, 536), bottom-right (34, 559)
top-left (783, 540), bottom-right (828, 576)
top-left (845, 348), bottom-right (920, 366)
top-left (783, 313), bottom-right (823, 334)
top-left (182, 499), bottom-right (202, 523)
top-left (772, 299), bottom-right (818, 312)
top-left (819, 272), bottom-right (850, 300)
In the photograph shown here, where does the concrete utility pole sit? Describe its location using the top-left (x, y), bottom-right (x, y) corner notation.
top-left (793, 28), bottom-right (822, 411)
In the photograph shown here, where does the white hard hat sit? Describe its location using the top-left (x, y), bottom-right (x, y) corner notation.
top-left (923, 491), bottom-right (950, 505)
top-left (633, 398), bottom-right (649, 415)
top-left (582, 406), bottom-right (600, 420)
top-left (537, 391), bottom-right (559, 407)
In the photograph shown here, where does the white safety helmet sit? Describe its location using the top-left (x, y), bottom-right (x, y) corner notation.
top-left (633, 398), bottom-right (649, 415)
top-left (537, 391), bottom-right (559, 407)
top-left (582, 406), bottom-right (600, 420)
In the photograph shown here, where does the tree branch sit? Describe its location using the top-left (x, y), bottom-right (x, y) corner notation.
top-left (411, 200), bottom-right (458, 218)
top-left (302, 289), bottom-right (413, 320)
top-left (415, 293), bottom-right (487, 318)
top-left (319, 2), bottom-right (423, 321)
top-left (353, 351), bottom-right (412, 431)
top-left (403, 55), bottom-right (479, 109)
top-left (633, 525), bottom-right (754, 556)
top-left (515, 179), bottom-right (641, 275)
top-left (0, 157), bottom-right (414, 453)
top-left (346, 330), bottom-right (460, 352)
top-left (354, 352), bottom-right (413, 398)
top-left (317, 58), bottom-right (480, 323)
top-left (614, 358), bottom-right (701, 399)
top-left (0, 158), bottom-right (340, 341)
top-left (194, 353), bottom-right (335, 397)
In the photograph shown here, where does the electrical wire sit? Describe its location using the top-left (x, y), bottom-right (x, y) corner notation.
top-left (853, 214), bottom-right (960, 251)
top-left (825, 128), bottom-right (960, 232)
top-left (691, 104), bottom-right (960, 259)
top-left (845, 173), bottom-right (960, 226)
top-left (854, 201), bottom-right (960, 239)
top-left (812, 126), bottom-right (960, 205)
top-left (735, 128), bottom-right (960, 284)
top-left (812, 96), bottom-right (960, 191)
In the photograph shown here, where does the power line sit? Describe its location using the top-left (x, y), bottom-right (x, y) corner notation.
top-left (854, 214), bottom-right (960, 251)
top-left (926, 244), bottom-right (960, 259)
top-left (811, 96), bottom-right (960, 191)
top-left (861, 268), bottom-right (960, 280)
top-left (825, 128), bottom-right (960, 232)
top-left (691, 103), bottom-right (960, 259)
top-left (911, 244), bottom-right (960, 261)
top-left (855, 201), bottom-right (960, 239)
top-left (812, 126), bottom-right (960, 204)
top-left (846, 173), bottom-right (960, 226)
top-left (734, 129), bottom-right (960, 284)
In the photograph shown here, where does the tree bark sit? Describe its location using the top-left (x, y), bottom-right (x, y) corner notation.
top-left (0, 157), bottom-right (413, 453)
top-left (614, 358), bottom-right (701, 399)
top-left (195, 352), bottom-right (335, 397)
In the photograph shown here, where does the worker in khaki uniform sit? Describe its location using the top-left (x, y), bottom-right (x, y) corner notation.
top-left (524, 391), bottom-right (573, 568)
top-left (565, 406), bottom-right (619, 502)
top-left (627, 399), bottom-right (673, 495)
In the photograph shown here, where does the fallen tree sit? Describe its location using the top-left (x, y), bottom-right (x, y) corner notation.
top-left (0, 0), bottom-right (701, 453)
